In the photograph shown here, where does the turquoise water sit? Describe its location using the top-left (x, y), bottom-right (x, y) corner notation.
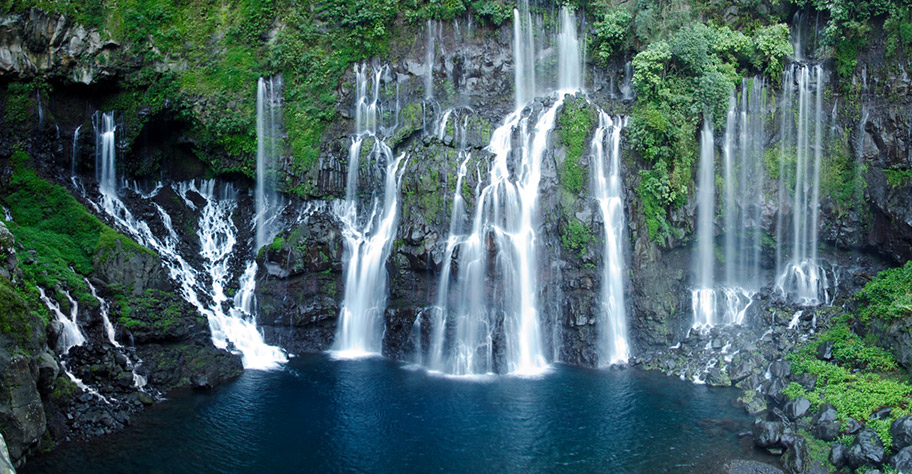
top-left (24, 353), bottom-right (775, 473)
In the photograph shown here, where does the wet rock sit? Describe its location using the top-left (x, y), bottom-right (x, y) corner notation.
top-left (844, 418), bottom-right (863, 435)
top-left (871, 407), bottom-right (892, 420)
top-left (724, 459), bottom-right (785, 474)
top-left (847, 428), bottom-right (885, 469)
top-left (811, 404), bottom-right (841, 441)
top-left (784, 397), bottom-right (811, 420)
top-left (830, 443), bottom-right (848, 469)
top-left (889, 446), bottom-right (912, 473)
top-left (816, 340), bottom-right (834, 361)
top-left (783, 435), bottom-right (808, 474)
top-left (752, 419), bottom-right (784, 449)
top-left (769, 360), bottom-right (790, 378)
top-left (892, 415), bottom-right (912, 450)
top-left (728, 357), bottom-right (755, 382)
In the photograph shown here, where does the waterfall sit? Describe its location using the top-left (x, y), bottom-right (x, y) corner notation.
top-left (512, 0), bottom-right (536, 109)
top-left (255, 76), bottom-right (285, 252)
top-left (37, 287), bottom-right (111, 401)
top-left (38, 287), bottom-right (85, 353)
top-left (332, 63), bottom-right (408, 358)
top-left (620, 61), bottom-right (634, 101)
top-left (71, 125), bottom-right (81, 177)
top-left (95, 111), bottom-right (118, 215)
top-left (36, 90), bottom-right (43, 127)
top-left (692, 116), bottom-right (716, 329)
top-left (92, 113), bottom-right (285, 369)
top-left (774, 64), bottom-right (830, 305)
top-left (85, 278), bottom-right (118, 347)
top-left (592, 112), bottom-right (629, 365)
top-left (425, 20), bottom-right (436, 100)
top-left (557, 7), bottom-right (583, 92)
top-left (427, 4), bottom-right (582, 375)
top-left (717, 78), bottom-right (768, 325)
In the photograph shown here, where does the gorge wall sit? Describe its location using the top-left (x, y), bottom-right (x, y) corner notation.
top-left (0, 0), bottom-right (911, 468)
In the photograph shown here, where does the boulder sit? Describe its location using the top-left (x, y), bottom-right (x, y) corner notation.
top-left (811, 404), bottom-right (841, 441)
top-left (752, 419), bottom-right (784, 449)
top-left (830, 443), bottom-right (847, 469)
top-left (847, 428), bottom-right (885, 469)
top-left (769, 360), bottom-right (791, 378)
top-left (892, 415), bottom-right (912, 450)
top-left (816, 340), bottom-right (834, 361)
top-left (784, 397), bottom-right (811, 420)
top-left (724, 459), bottom-right (785, 474)
top-left (890, 446), bottom-right (912, 473)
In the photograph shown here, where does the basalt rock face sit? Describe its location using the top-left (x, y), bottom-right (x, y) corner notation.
top-left (0, 6), bottom-right (910, 379)
top-left (0, 8), bottom-right (117, 85)
top-left (255, 208), bottom-right (345, 354)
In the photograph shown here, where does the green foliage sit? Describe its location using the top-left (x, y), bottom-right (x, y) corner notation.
top-left (626, 20), bottom-right (789, 243)
top-left (855, 260), bottom-right (912, 323)
top-left (469, 0), bottom-right (514, 26)
top-left (557, 98), bottom-right (596, 194)
top-left (751, 24), bottom-right (793, 83)
top-left (589, 6), bottom-right (632, 65)
top-left (560, 217), bottom-right (593, 258)
top-left (1, 153), bottom-right (149, 298)
top-left (885, 168), bottom-right (912, 188)
top-left (795, 0), bottom-right (910, 85)
top-left (785, 319), bottom-right (912, 448)
top-left (821, 136), bottom-right (866, 220)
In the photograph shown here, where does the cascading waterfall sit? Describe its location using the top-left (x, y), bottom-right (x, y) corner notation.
top-left (512, 0), bottom-right (536, 109)
top-left (255, 76), bottom-right (285, 252)
top-left (37, 288), bottom-right (108, 401)
top-left (591, 112), bottom-right (629, 365)
top-left (71, 125), bottom-right (81, 178)
top-left (427, 4), bottom-right (582, 375)
top-left (92, 113), bottom-right (285, 369)
top-left (774, 63), bottom-right (830, 305)
top-left (717, 78), bottom-right (769, 325)
top-left (332, 63), bottom-right (408, 357)
top-left (95, 111), bottom-right (118, 215)
top-left (38, 287), bottom-right (85, 353)
top-left (692, 116), bottom-right (716, 329)
top-left (557, 7), bottom-right (583, 92)
top-left (85, 278), bottom-right (148, 388)
top-left (425, 20), bottom-right (436, 100)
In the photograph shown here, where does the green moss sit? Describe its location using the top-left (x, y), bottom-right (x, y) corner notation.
top-left (560, 217), bottom-right (593, 259)
top-left (269, 236), bottom-right (285, 253)
top-left (0, 277), bottom-right (38, 347)
top-left (50, 376), bottom-right (79, 402)
top-left (855, 260), bottom-right (912, 323)
top-left (1, 155), bottom-right (151, 299)
top-left (557, 98), bottom-right (596, 195)
top-left (885, 168), bottom-right (912, 189)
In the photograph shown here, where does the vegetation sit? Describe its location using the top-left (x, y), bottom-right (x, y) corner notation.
top-left (623, 20), bottom-right (791, 243)
top-left (557, 97), bottom-right (596, 194)
top-left (560, 217), bottom-right (593, 259)
top-left (784, 316), bottom-right (912, 447)
top-left (854, 259), bottom-right (912, 323)
top-left (2, 151), bottom-right (150, 300)
top-left (793, 0), bottom-right (912, 85)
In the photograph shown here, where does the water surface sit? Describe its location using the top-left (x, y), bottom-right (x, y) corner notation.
top-left (24, 354), bottom-right (775, 473)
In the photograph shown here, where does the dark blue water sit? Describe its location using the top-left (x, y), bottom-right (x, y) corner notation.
top-left (24, 354), bottom-right (775, 473)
